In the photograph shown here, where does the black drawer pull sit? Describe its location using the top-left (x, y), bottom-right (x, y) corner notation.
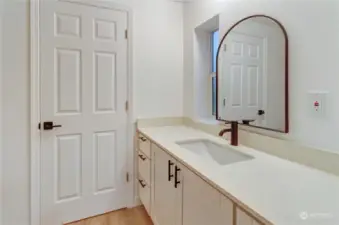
top-left (138, 154), bottom-right (146, 161)
top-left (174, 165), bottom-right (181, 188)
top-left (168, 160), bottom-right (174, 181)
top-left (139, 137), bottom-right (147, 142)
top-left (138, 179), bottom-right (146, 188)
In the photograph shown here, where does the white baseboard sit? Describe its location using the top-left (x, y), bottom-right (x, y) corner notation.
top-left (127, 196), bottom-right (141, 209)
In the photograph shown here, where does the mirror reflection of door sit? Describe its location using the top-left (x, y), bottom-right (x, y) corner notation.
top-left (222, 32), bottom-right (265, 123)
top-left (217, 16), bottom-right (288, 133)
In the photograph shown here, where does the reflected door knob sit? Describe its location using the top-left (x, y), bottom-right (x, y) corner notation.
top-left (258, 110), bottom-right (265, 116)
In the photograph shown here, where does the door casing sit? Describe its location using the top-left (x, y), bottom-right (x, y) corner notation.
top-left (30, 1), bottom-right (134, 225)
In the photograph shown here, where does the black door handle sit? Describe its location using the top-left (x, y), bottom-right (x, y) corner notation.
top-left (174, 165), bottom-right (181, 188)
top-left (258, 110), bottom-right (265, 116)
top-left (40, 121), bottom-right (62, 130)
top-left (168, 160), bottom-right (174, 181)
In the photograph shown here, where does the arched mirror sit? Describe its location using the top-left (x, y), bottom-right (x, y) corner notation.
top-left (216, 15), bottom-right (288, 133)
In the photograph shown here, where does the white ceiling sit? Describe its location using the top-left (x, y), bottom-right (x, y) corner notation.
top-left (168, 0), bottom-right (199, 3)
top-left (169, 0), bottom-right (221, 4)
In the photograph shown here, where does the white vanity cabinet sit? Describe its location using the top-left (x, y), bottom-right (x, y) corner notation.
top-left (221, 195), bottom-right (235, 225)
top-left (136, 133), bottom-right (152, 214)
top-left (182, 166), bottom-right (233, 225)
top-left (236, 208), bottom-right (261, 225)
top-left (152, 144), bottom-right (233, 225)
top-left (137, 131), bottom-right (265, 225)
top-left (152, 143), bottom-right (183, 225)
top-left (138, 133), bottom-right (151, 158)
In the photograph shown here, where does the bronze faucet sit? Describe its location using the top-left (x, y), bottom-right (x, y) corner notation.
top-left (219, 121), bottom-right (238, 146)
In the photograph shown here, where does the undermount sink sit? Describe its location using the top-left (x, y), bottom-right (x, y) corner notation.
top-left (176, 139), bottom-right (254, 166)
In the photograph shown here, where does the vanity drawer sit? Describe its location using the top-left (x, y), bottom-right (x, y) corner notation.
top-left (138, 176), bottom-right (151, 214)
top-left (138, 151), bottom-right (151, 185)
top-left (138, 133), bottom-right (151, 158)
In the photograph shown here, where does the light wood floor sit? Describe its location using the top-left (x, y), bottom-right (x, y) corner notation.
top-left (67, 206), bottom-right (153, 225)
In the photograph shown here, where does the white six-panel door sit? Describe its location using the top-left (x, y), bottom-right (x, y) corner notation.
top-left (221, 32), bottom-right (264, 121)
top-left (40, 1), bottom-right (128, 224)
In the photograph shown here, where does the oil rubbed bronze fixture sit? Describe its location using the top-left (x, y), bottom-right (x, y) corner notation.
top-left (218, 121), bottom-right (238, 146)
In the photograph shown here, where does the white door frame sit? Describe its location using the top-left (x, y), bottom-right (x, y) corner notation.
top-left (30, 1), bottom-right (134, 225)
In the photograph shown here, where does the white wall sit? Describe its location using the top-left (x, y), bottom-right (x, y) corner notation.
top-left (0, 0), bottom-right (3, 223)
top-left (123, 0), bottom-right (184, 119)
top-left (261, 21), bottom-right (285, 131)
top-left (2, 1), bottom-right (30, 225)
top-left (183, 0), bottom-right (339, 152)
top-left (1, 0), bottom-right (183, 225)
top-left (193, 16), bottom-right (218, 121)
top-left (107, 0), bottom-right (184, 119)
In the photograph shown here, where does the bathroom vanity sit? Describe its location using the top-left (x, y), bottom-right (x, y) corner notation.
top-left (136, 125), bottom-right (339, 225)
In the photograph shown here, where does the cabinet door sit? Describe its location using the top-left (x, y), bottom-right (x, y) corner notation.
top-left (236, 208), bottom-right (257, 225)
top-left (173, 163), bottom-right (183, 225)
top-left (152, 144), bottom-right (177, 225)
top-left (182, 166), bottom-right (223, 225)
top-left (221, 195), bottom-right (234, 225)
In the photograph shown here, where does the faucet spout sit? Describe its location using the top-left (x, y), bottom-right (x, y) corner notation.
top-left (218, 128), bottom-right (231, 136)
top-left (219, 121), bottom-right (238, 146)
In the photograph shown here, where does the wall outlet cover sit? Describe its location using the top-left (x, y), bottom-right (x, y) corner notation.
top-left (307, 91), bottom-right (329, 118)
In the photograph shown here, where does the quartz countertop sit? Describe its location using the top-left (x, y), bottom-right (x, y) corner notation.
top-left (138, 125), bottom-right (339, 225)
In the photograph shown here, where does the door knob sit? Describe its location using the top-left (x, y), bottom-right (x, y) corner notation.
top-left (258, 110), bottom-right (265, 116)
top-left (39, 121), bottom-right (62, 130)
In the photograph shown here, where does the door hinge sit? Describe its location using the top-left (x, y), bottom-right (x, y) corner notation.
top-left (126, 172), bottom-right (130, 183)
top-left (125, 101), bottom-right (129, 112)
top-left (125, 30), bottom-right (128, 39)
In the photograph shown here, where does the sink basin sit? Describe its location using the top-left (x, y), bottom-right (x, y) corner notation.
top-left (176, 139), bottom-right (253, 166)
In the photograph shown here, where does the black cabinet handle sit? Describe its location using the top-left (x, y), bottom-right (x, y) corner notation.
top-left (168, 160), bottom-right (174, 181)
top-left (138, 154), bottom-right (146, 161)
top-left (139, 137), bottom-right (147, 142)
top-left (174, 165), bottom-right (181, 188)
top-left (138, 179), bottom-right (146, 188)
